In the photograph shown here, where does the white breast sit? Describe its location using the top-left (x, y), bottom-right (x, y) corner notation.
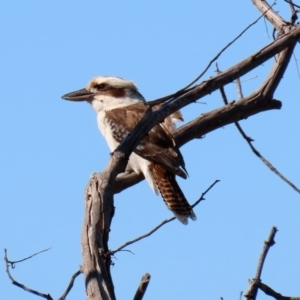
top-left (96, 111), bottom-right (159, 195)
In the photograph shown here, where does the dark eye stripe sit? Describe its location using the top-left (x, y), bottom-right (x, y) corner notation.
top-left (95, 83), bottom-right (106, 90)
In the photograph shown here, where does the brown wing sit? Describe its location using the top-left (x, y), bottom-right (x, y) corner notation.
top-left (105, 103), bottom-right (187, 178)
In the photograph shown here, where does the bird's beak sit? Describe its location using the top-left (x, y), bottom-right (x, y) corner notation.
top-left (61, 88), bottom-right (95, 102)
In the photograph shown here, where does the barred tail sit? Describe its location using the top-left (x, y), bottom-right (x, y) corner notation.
top-left (149, 164), bottom-right (197, 225)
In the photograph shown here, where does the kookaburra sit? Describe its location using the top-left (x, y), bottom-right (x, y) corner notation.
top-left (62, 76), bottom-right (196, 224)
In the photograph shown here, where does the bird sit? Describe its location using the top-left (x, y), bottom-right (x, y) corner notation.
top-left (62, 76), bottom-right (196, 224)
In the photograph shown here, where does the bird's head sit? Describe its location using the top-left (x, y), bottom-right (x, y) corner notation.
top-left (61, 76), bottom-right (145, 112)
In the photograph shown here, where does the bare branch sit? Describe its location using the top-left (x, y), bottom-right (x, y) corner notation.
top-left (112, 217), bottom-right (174, 255)
top-left (252, 0), bottom-right (287, 30)
top-left (133, 273), bottom-right (151, 300)
top-left (244, 226), bottom-right (278, 300)
top-left (145, 10), bottom-right (272, 108)
top-left (234, 120), bottom-right (300, 193)
top-left (284, 0), bottom-right (300, 10)
top-left (257, 281), bottom-right (300, 300)
top-left (111, 180), bottom-right (219, 254)
top-left (58, 269), bottom-right (82, 300)
top-left (236, 78), bottom-right (244, 99)
top-left (286, 0), bottom-right (298, 24)
top-left (256, 226), bottom-right (278, 280)
top-left (4, 249), bottom-right (53, 300)
top-left (240, 291), bottom-right (243, 300)
top-left (230, 73), bottom-right (300, 193)
top-left (5, 247), bottom-right (51, 268)
top-left (174, 9), bottom-right (272, 91)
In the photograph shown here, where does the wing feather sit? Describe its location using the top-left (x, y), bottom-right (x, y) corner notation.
top-left (105, 103), bottom-right (187, 178)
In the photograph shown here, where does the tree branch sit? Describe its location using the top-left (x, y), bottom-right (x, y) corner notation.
top-left (244, 226), bottom-right (278, 300)
top-left (111, 180), bottom-right (219, 254)
top-left (58, 269), bottom-right (82, 300)
top-left (257, 281), bottom-right (300, 300)
top-left (219, 61), bottom-right (300, 193)
top-left (5, 247), bottom-right (51, 268)
top-left (133, 273), bottom-right (151, 300)
top-left (4, 249), bottom-right (53, 300)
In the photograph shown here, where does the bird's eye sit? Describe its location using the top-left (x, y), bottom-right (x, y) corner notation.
top-left (95, 83), bottom-right (107, 90)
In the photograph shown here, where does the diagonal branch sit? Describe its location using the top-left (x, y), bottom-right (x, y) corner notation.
top-left (244, 226), bottom-right (278, 300)
top-left (257, 281), bottom-right (300, 300)
top-left (133, 273), bottom-right (151, 300)
top-left (111, 180), bottom-right (219, 254)
top-left (6, 247), bottom-right (51, 268)
top-left (217, 59), bottom-right (300, 193)
top-left (58, 269), bottom-right (82, 300)
top-left (148, 6), bottom-right (273, 108)
top-left (4, 249), bottom-right (54, 300)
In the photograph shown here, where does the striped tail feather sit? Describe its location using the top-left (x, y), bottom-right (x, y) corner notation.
top-left (149, 163), bottom-right (197, 224)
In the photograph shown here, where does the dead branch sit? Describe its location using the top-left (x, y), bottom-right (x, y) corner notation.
top-left (284, 0), bottom-right (300, 9)
top-left (111, 180), bottom-right (219, 254)
top-left (133, 273), bottom-right (151, 300)
top-left (4, 249), bottom-right (82, 300)
top-left (256, 226), bottom-right (277, 280)
top-left (5, 247), bottom-right (51, 268)
top-left (244, 226), bottom-right (278, 300)
top-left (4, 249), bottom-right (53, 300)
top-left (58, 269), bottom-right (82, 300)
top-left (252, 0), bottom-right (287, 30)
top-left (257, 281), bottom-right (300, 300)
top-left (219, 67), bottom-right (300, 193)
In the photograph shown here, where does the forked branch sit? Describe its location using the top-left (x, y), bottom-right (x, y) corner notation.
top-left (4, 249), bottom-right (82, 300)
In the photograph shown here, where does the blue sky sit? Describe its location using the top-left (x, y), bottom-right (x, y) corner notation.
top-left (1, 1), bottom-right (300, 299)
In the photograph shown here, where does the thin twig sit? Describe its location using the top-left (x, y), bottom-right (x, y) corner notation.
top-left (217, 76), bottom-right (300, 194)
top-left (263, 14), bottom-right (271, 39)
top-left (58, 269), bottom-right (82, 300)
top-left (133, 273), bottom-right (151, 300)
top-left (239, 291), bottom-right (243, 300)
top-left (292, 53), bottom-right (300, 82)
top-left (147, 8), bottom-right (272, 107)
top-left (286, 0), bottom-right (298, 24)
top-left (111, 180), bottom-right (219, 254)
top-left (240, 76), bottom-right (258, 82)
top-left (243, 133), bottom-right (300, 193)
top-left (178, 7), bottom-right (274, 91)
top-left (111, 218), bottom-right (173, 255)
top-left (4, 249), bottom-right (53, 300)
top-left (235, 80), bottom-right (300, 193)
top-left (6, 247), bottom-right (51, 268)
top-left (236, 78), bottom-right (244, 99)
top-left (257, 281), bottom-right (300, 300)
top-left (284, 0), bottom-right (300, 9)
